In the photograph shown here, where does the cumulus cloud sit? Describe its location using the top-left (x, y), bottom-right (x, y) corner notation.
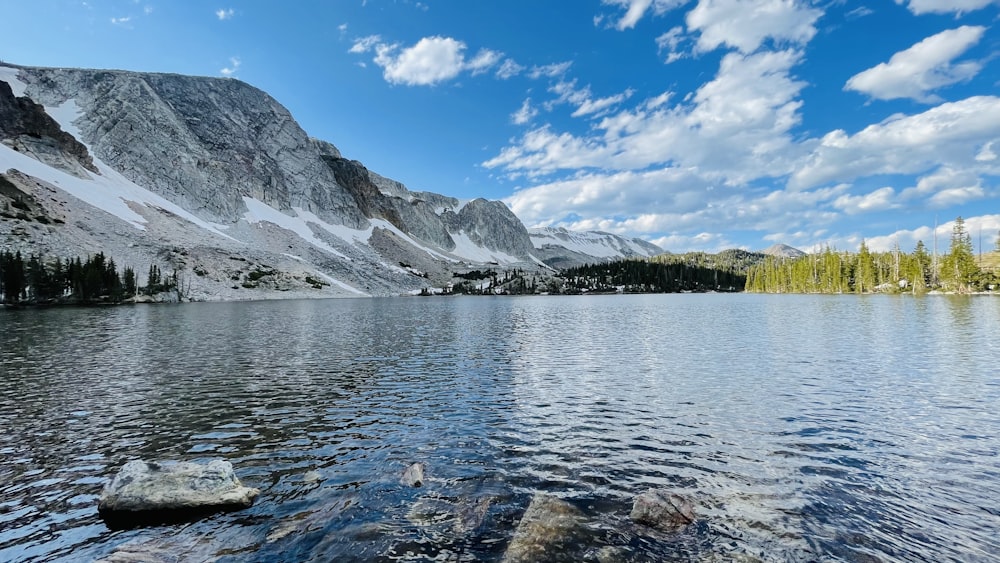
top-left (832, 187), bottom-right (899, 214)
top-left (487, 49), bottom-right (808, 182)
top-left (216, 8), bottom-right (235, 20)
top-left (375, 37), bottom-right (466, 85)
top-left (686, 0), bottom-right (823, 54)
top-left (503, 164), bottom-right (848, 250)
top-left (844, 26), bottom-right (985, 103)
top-left (861, 214), bottom-right (1000, 253)
top-left (896, 0), bottom-right (999, 15)
top-left (351, 35), bottom-right (511, 86)
top-left (790, 96), bottom-right (1000, 190)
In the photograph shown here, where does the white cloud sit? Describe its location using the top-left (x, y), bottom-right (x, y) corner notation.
top-left (374, 36), bottom-right (467, 86)
top-left (929, 185), bottom-right (986, 207)
top-left (862, 214), bottom-right (1000, 253)
top-left (656, 26), bottom-right (689, 63)
top-left (601, 0), bottom-right (691, 30)
top-left (976, 141), bottom-right (997, 162)
top-left (215, 8), bottom-right (235, 20)
top-left (512, 98), bottom-right (539, 125)
top-left (144, 5), bottom-right (153, 15)
top-left (790, 96), bottom-right (1000, 190)
top-left (605, 0), bottom-right (654, 29)
top-left (338, 23), bottom-right (348, 33)
top-left (352, 35), bottom-right (509, 86)
top-left (686, 0), bottom-right (823, 54)
top-left (572, 89), bottom-right (635, 118)
top-left (896, 0), bottom-right (999, 15)
top-left (528, 61), bottom-right (573, 79)
top-left (467, 49), bottom-right (503, 75)
top-left (110, 16), bottom-right (132, 26)
top-left (844, 26), bottom-right (985, 103)
top-left (846, 6), bottom-right (873, 19)
top-left (496, 59), bottom-right (525, 79)
top-left (220, 56), bottom-right (241, 77)
top-left (488, 49), bottom-right (808, 184)
top-left (832, 186), bottom-right (899, 214)
top-left (350, 35), bottom-right (382, 54)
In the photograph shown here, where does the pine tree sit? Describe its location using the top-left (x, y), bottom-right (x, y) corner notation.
top-left (855, 240), bottom-right (876, 293)
top-left (940, 216), bottom-right (978, 291)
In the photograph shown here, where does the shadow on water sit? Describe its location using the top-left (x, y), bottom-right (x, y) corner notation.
top-left (1, 294), bottom-right (999, 561)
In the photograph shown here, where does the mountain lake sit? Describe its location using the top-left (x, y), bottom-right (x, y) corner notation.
top-left (1, 293), bottom-right (998, 562)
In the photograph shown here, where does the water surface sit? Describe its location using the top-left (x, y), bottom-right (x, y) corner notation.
top-left (1, 294), bottom-right (998, 561)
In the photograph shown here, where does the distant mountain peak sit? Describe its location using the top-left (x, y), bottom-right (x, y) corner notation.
top-left (761, 243), bottom-right (806, 258)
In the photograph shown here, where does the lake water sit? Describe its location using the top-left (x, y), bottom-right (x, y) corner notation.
top-left (1, 294), bottom-right (999, 562)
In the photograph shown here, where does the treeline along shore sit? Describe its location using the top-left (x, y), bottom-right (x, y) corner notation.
top-left (0, 250), bottom-right (176, 305)
top-left (745, 217), bottom-right (999, 294)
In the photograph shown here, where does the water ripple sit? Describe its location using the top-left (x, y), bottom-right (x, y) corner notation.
top-left (1, 294), bottom-right (999, 561)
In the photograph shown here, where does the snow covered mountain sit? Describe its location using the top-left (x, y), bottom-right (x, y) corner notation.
top-left (0, 64), bottom-right (659, 298)
top-left (529, 227), bottom-right (665, 268)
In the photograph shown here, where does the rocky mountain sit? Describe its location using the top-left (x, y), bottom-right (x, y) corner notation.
top-left (761, 243), bottom-right (806, 259)
top-left (529, 227), bottom-right (664, 268)
top-left (0, 64), bottom-right (657, 299)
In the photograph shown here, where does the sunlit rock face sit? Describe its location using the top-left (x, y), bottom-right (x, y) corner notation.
top-left (0, 64), bottom-right (663, 298)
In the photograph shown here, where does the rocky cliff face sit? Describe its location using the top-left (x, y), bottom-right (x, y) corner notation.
top-left (0, 79), bottom-right (97, 177)
top-left (0, 63), bottom-right (663, 298)
top-left (444, 199), bottom-right (536, 260)
top-left (16, 67), bottom-right (366, 227)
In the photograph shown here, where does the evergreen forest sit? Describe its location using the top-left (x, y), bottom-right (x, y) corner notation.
top-left (745, 218), bottom-right (999, 294)
top-left (0, 250), bottom-right (176, 305)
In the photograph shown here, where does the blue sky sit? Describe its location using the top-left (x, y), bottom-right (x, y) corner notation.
top-left (1, 1), bottom-right (998, 254)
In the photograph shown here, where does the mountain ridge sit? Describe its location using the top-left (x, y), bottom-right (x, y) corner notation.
top-left (0, 63), bottom-right (663, 299)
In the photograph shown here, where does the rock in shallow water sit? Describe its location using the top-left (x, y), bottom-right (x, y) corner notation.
top-left (629, 488), bottom-right (695, 531)
top-left (400, 462), bottom-right (426, 487)
top-left (97, 459), bottom-right (259, 528)
top-left (502, 494), bottom-right (586, 563)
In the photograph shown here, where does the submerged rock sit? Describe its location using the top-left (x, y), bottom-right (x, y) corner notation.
top-left (400, 462), bottom-right (426, 487)
top-left (629, 489), bottom-right (695, 531)
top-left (502, 494), bottom-right (586, 563)
top-left (454, 495), bottom-right (493, 534)
top-left (97, 459), bottom-right (259, 528)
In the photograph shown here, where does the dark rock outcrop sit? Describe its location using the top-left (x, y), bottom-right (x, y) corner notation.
top-left (629, 489), bottom-right (695, 531)
top-left (0, 79), bottom-right (97, 176)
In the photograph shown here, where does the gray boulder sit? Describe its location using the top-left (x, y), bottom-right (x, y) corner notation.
top-left (400, 462), bottom-right (426, 487)
top-left (502, 494), bottom-right (586, 563)
top-left (629, 489), bottom-right (695, 531)
top-left (98, 459), bottom-right (259, 528)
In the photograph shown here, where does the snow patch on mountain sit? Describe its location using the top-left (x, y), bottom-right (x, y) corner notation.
top-left (1, 141), bottom-right (234, 241)
top-left (529, 227), bottom-right (662, 257)
top-left (449, 231), bottom-right (521, 264)
top-left (45, 99), bottom-right (86, 145)
top-left (0, 66), bottom-right (27, 97)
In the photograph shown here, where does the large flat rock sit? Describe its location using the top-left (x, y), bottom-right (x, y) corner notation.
top-left (98, 459), bottom-right (259, 528)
